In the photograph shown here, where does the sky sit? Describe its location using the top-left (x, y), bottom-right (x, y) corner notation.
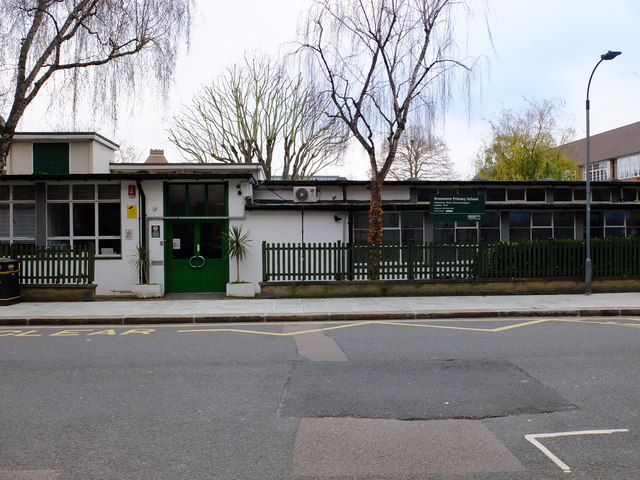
top-left (19, 0), bottom-right (640, 180)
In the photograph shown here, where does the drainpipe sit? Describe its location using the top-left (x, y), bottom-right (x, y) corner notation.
top-left (136, 179), bottom-right (146, 284)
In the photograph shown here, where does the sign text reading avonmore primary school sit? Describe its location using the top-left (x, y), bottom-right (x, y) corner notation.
top-left (429, 194), bottom-right (485, 221)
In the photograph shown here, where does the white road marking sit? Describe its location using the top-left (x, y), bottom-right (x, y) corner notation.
top-left (525, 429), bottom-right (629, 473)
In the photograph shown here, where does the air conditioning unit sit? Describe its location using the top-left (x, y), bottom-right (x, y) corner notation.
top-left (293, 186), bottom-right (319, 203)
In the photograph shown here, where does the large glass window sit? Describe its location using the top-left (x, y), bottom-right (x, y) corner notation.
top-left (353, 212), bottom-right (424, 245)
top-left (618, 154), bottom-right (640, 179)
top-left (553, 212), bottom-right (575, 239)
top-left (480, 211), bottom-right (501, 242)
top-left (0, 185), bottom-right (36, 244)
top-left (166, 183), bottom-right (227, 217)
top-left (508, 211), bottom-right (531, 241)
top-left (508, 211), bottom-right (577, 241)
top-left (46, 183), bottom-right (121, 256)
top-left (433, 211), bottom-right (500, 244)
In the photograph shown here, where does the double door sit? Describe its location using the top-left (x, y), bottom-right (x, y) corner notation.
top-left (165, 221), bottom-right (228, 293)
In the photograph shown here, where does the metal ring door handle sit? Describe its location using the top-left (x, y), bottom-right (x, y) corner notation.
top-left (189, 256), bottom-right (206, 269)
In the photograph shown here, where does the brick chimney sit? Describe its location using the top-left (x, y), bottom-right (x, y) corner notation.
top-left (145, 149), bottom-right (168, 163)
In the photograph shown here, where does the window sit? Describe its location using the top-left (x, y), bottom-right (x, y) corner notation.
top-left (433, 220), bottom-right (477, 244)
top-left (167, 183), bottom-right (226, 217)
top-left (46, 183), bottom-right (121, 256)
top-left (626, 211), bottom-right (640, 237)
top-left (618, 154), bottom-right (640, 179)
top-left (486, 188), bottom-right (506, 202)
top-left (507, 189), bottom-right (525, 201)
top-left (33, 143), bottom-right (69, 174)
top-left (604, 211), bottom-right (625, 237)
top-left (531, 212), bottom-right (553, 240)
top-left (621, 187), bottom-right (637, 202)
top-left (508, 211), bottom-right (531, 241)
top-left (432, 211), bottom-right (500, 244)
top-left (0, 185), bottom-right (36, 244)
top-left (527, 189), bottom-right (546, 202)
top-left (416, 187), bottom-right (437, 202)
top-left (587, 161), bottom-right (610, 181)
top-left (592, 188), bottom-right (610, 202)
top-left (508, 211), bottom-right (577, 241)
top-left (553, 212), bottom-right (575, 239)
top-left (480, 211), bottom-right (501, 242)
top-left (353, 212), bottom-right (424, 245)
top-left (553, 188), bottom-right (573, 202)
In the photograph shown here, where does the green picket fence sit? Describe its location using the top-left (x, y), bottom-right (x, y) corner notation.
top-left (262, 241), bottom-right (481, 281)
top-left (262, 238), bottom-right (640, 282)
top-left (0, 244), bottom-right (95, 284)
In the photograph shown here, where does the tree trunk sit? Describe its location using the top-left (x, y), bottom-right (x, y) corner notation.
top-left (367, 174), bottom-right (384, 279)
top-left (0, 125), bottom-right (17, 174)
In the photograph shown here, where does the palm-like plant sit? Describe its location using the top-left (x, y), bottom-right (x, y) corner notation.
top-left (224, 225), bottom-right (252, 283)
top-left (129, 243), bottom-right (150, 284)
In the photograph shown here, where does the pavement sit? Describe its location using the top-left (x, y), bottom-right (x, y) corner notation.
top-left (0, 291), bottom-right (639, 325)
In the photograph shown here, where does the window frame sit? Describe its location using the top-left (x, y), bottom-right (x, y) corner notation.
top-left (46, 183), bottom-right (121, 257)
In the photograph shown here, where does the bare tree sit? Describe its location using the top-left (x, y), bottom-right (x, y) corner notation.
top-left (0, 0), bottom-right (193, 172)
top-left (300, 0), bottom-right (482, 248)
top-left (113, 145), bottom-right (145, 164)
top-left (388, 126), bottom-right (456, 180)
top-left (168, 55), bottom-right (347, 179)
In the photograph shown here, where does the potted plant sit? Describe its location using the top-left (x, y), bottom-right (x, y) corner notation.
top-left (129, 243), bottom-right (162, 298)
top-left (224, 225), bottom-right (254, 297)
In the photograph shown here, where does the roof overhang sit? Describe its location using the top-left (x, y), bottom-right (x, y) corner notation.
top-left (111, 162), bottom-right (267, 181)
top-left (13, 132), bottom-right (119, 150)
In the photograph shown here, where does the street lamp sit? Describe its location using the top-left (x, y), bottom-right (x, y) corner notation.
top-left (585, 50), bottom-right (621, 295)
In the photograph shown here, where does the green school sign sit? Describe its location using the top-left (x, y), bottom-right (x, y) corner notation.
top-left (430, 194), bottom-right (486, 221)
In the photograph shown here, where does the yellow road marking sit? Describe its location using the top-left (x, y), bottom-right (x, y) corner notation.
top-left (2, 317), bottom-right (640, 339)
top-left (177, 321), bottom-right (377, 336)
top-left (375, 321), bottom-right (492, 332)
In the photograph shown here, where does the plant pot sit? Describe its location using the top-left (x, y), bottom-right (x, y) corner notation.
top-left (131, 283), bottom-right (163, 298)
top-left (226, 282), bottom-right (255, 298)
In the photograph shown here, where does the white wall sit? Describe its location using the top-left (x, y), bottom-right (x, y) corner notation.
top-left (93, 182), bottom-right (145, 295)
top-left (140, 180), bottom-right (166, 287)
top-left (241, 209), bottom-right (348, 289)
top-left (6, 143), bottom-right (31, 175)
top-left (69, 142), bottom-right (91, 173)
top-left (90, 142), bottom-right (115, 174)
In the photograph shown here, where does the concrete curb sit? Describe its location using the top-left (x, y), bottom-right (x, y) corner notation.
top-left (1, 308), bottom-right (639, 326)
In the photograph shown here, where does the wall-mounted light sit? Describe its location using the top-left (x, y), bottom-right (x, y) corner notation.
top-left (334, 215), bottom-right (343, 222)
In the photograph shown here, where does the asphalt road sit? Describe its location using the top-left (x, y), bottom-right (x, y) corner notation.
top-left (1, 316), bottom-right (639, 479)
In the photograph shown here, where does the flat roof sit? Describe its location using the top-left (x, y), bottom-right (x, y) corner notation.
top-left (13, 132), bottom-right (119, 150)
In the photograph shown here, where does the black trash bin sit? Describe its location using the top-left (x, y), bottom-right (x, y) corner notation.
top-left (0, 258), bottom-right (20, 305)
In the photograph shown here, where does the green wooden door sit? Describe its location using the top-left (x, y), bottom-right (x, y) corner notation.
top-left (165, 221), bottom-right (228, 293)
top-left (33, 143), bottom-right (69, 174)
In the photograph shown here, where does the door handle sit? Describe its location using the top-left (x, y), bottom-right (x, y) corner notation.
top-left (189, 255), bottom-right (206, 269)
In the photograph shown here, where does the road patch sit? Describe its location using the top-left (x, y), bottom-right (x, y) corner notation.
top-left (281, 359), bottom-right (575, 420)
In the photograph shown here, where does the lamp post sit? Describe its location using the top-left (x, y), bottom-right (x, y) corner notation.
top-left (585, 50), bottom-right (621, 295)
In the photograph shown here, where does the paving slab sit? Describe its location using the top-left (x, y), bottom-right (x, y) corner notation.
top-left (0, 292), bottom-right (638, 325)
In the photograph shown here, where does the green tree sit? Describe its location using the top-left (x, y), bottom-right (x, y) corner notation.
top-left (474, 99), bottom-right (578, 181)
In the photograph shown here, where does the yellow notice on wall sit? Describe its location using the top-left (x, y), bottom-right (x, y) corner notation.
top-left (127, 205), bottom-right (138, 219)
